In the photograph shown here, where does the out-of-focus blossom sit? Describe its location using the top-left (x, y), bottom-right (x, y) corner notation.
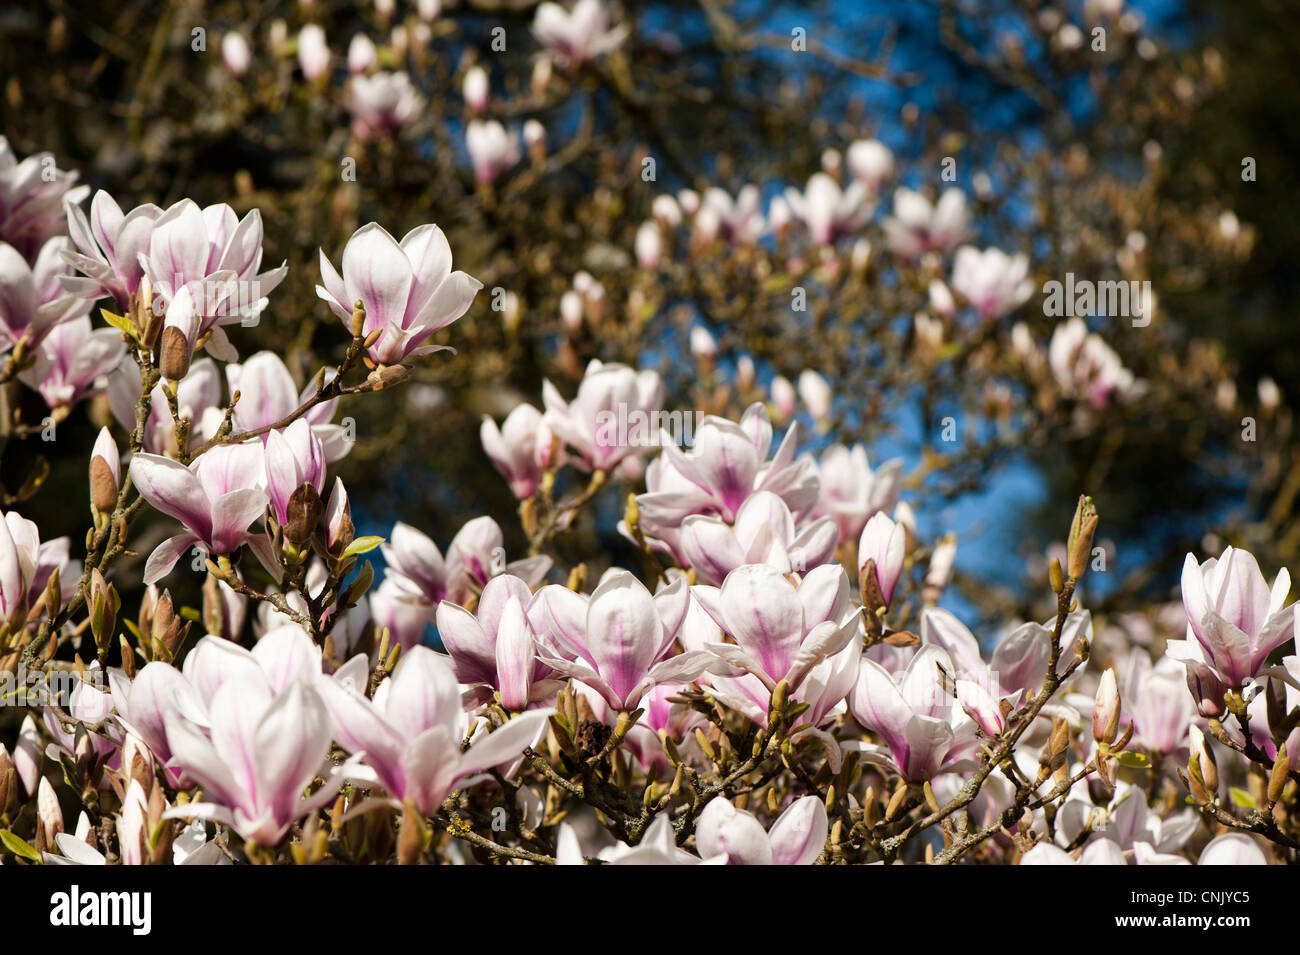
top-left (0, 238), bottom-right (92, 353)
top-left (681, 491), bottom-right (836, 586)
top-left (317, 222), bottom-right (482, 365)
top-left (369, 577), bottom-right (433, 651)
top-left (797, 369), bottom-right (832, 425)
top-left (542, 360), bottom-right (665, 472)
top-left (347, 33), bottom-right (377, 74)
top-left (0, 137), bottom-right (88, 261)
top-left (532, 0), bottom-right (628, 66)
top-left (61, 190), bottom-right (161, 309)
top-left (883, 187), bottom-right (968, 258)
top-left (348, 72), bottom-right (422, 141)
top-left (107, 355), bottom-right (222, 456)
top-left (1120, 652), bottom-right (1193, 755)
top-left (466, 120), bottom-right (521, 184)
top-left (784, 173), bottom-right (871, 245)
top-left (845, 139), bottom-right (894, 191)
top-left (652, 195), bottom-right (681, 228)
top-left (695, 795), bottom-right (828, 865)
top-left (222, 32), bottom-right (252, 75)
top-left (462, 65), bottom-right (488, 112)
top-left (481, 403), bottom-right (549, 499)
top-left (694, 563), bottom-right (858, 696)
top-left (382, 515), bottom-right (551, 610)
top-left (225, 351), bottom-right (352, 461)
top-left (436, 574), bottom-right (565, 709)
top-left (1168, 546), bottom-right (1294, 688)
top-left (137, 199), bottom-right (287, 359)
top-left (812, 443), bottom-right (902, 545)
top-left (634, 221), bottom-right (662, 269)
top-left (849, 643), bottom-right (981, 782)
top-left (700, 187), bottom-right (765, 245)
top-left (18, 315), bottom-right (124, 409)
top-left (1047, 317), bottom-right (1140, 410)
top-left (770, 375), bottom-right (796, 421)
top-left (297, 25), bottom-right (330, 81)
top-left (128, 443), bottom-right (269, 583)
top-left (951, 246), bottom-right (1033, 319)
top-left (533, 572), bottom-right (709, 711)
top-left (321, 646), bottom-right (553, 814)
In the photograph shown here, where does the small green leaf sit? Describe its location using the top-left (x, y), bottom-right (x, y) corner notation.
top-left (0, 830), bottom-right (41, 862)
top-left (1229, 787), bottom-right (1255, 809)
top-left (179, 606), bottom-right (202, 624)
top-left (100, 308), bottom-right (139, 342)
top-left (1114, 750), bottom-right (1150, 768)
top-left (341, 536), bottom-right (384, 561)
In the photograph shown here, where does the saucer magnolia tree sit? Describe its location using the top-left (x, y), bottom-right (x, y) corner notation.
top-left (0, 0), bottom-right (1292, 867)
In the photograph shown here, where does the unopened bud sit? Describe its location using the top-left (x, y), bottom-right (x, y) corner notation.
top-left (1067, 495), bottom-right (1099, 580)
top-left (285, 483), bottom-right (323, 545)
top-left (1092, 668), bottom-right (1120, 745)
top-left (159, 325), bottom-right (193, 381)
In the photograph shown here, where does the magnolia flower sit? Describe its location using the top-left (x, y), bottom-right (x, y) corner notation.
top-left (348, 71), bottom-right (422, 141)
top-left (1120, 652), bottom-right (1194, 755)
top-left (480, 403), bottom-right (549, 499)
top-left (436, 574), bottom-right (565, 710)
top-left (849, 643), bottom-right (981, 782)
top-left (0, 510), bottom-right (72, 627)
top-left (700, 186), bottom-right (765, 245)
top-left (1197, 833), bottom-right (1269, 865)
top-left (950, 246), bottom-right (1033, 319)
top-left (369, 577), bottom-right (434, 651)
top-left (222, 31), bottom-right (252, 75)
top-left (1168, 546), bottom-right (1294, 688)
top-left (532, 0), bottom-right (627, 67)
top-left (1047, 317), bottom-right (1139, 410)
top-left (164, 679), bottom-right (347, 846)
top-left (320, 646), bottom-right (553, 814)
top-left (18, 315), bottom-right (124, 409)
top-left (61, 190), bottom-right (161, 309)
top-left (693, 563), bottom-right (858, 697)
top-left (770, 375), bottom-right (797, 420)
top-left (696, 795), bottom-right (827, 865)
top-left (557, 814), bottom-right (715, 865)
top-left (858, 512), bottom-right (906, 607)
top-left (0, 237), bottom-right (92, 352)
top-left (845, 139), bottom-right (894, 191)
top-left (347, 33), bottom-right (377, 74)
top-left (297, 25), bottom-right (330, 81)
top-left (265, 420), bottom-right (326, 530)
top-left (128, 443), bottom-right (270, 583)
top-left (317, 222), bottom-right (482, 365)
top-left (137, 199), bottom-right (288, 359)
top-left (783, 173), bottom-right (871, 245)
top-left (1020, 838), bottom-right (1128, 865)
top-left (533, 572), bottom-right (711, 711)
top-left (542, 360), bottom-right (665, 472)
top-left (225, 351), bottom-right (352, 461)
top-left (107, 355), bottom-right (222, 455)
top-left (679, 491), bottom-right (837, 586)
top-left (0, 136), bottom-right (88, 260)
top-left (634, 220), bottom-right (662, 269)
top-left (466, 120), bottom-right (521, 184)
top-left (381, 516), bottom-right (552, 609)
top-left (883, 188), bottom-right (968, 258)
top-left (462, 65), bottom-right (489, 113)
top-left (108, 661), bottom-right (202, 785)
top-left (812, 444), bottom-right (903, 544)
top-left (797, 369), bottom-right (832, 424)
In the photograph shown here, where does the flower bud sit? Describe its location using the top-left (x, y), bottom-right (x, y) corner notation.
top-left (1092, 668), bottom-right (1120, 744)
top-left (1185, 663), bottom-right (1228, 719)
top-left (286, 483), bottom-right (324, 545)
top-left (325, 477), bottom-right (355, 555)
top-left (1067, 495), bottom-right (1099, 580)
top-left (88, 428), bottom-right (121, 513)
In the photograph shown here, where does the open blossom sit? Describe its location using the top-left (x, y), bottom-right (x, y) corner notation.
top-left (481, 403), bottom-right (550, 499)
top-left (320, 646), bottom-right (553, 814)
top-left (812, 443), bottom-right (903, 544)
top-left (1047, 317), bottom-right (1139, 409)
top-left (784, 172), bottom-right (871, 245)
top-left (61, 190), bottom-right (161, 309)
top-left (0, 237), bottom-right (93, 352)
top-left (317, 222), bottom-right (482, 365)
top-left (850, 644), bottom-right (981, 782)
top-left (225, 351), bottom-right (352, 461)
top-left (532, 572), bottom-right (711, 711)
top-left (845, 139), bottom-right (894, 191)
top-left (680, 491), bottom-right (837, 586)
top-left (1121, 652), bottom-right (1194, 755)
top-left (382, 516), bottom-right (552, 610)
top-left (1, 511), bottom-right (51, 623)
top-left (694, 563), bottom-right (858, 696)
top-left (435, 574), bottom-right (566, 709)
top-left (137, 199), bottom-right (288, 360)
top-left (348, 71), bottom-right (422, 140)
top-left (0, 137), bottom-right (88, 261)
top-left (700, 186), bottom-right (765, 245)
top-left (532, 0), bottom-right (628, 66)
top-left (128, 443), bottom-right (270, 584)
top-left (265, 420), bottom-right (326, 529)
top-left (18, 315), bottom-right (124, 409)
top-left (466, 120), bottom-right (521, 184)
top-left (883, 187), bottom-right (968, 257)
top-left (950, 246), bottom-right (1033, 319)
top-left (542, 360), bottom-right (665, 472)
top-left (1167, 546), bottom-right (1294, 688)
top-left (696, 795), bottom-right (828, 865)
top-left (108, 355), bottom-right (222, 455)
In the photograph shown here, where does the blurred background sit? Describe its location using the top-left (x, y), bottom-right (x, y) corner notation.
top-left (2, 0), bottom-right (1297, 641)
